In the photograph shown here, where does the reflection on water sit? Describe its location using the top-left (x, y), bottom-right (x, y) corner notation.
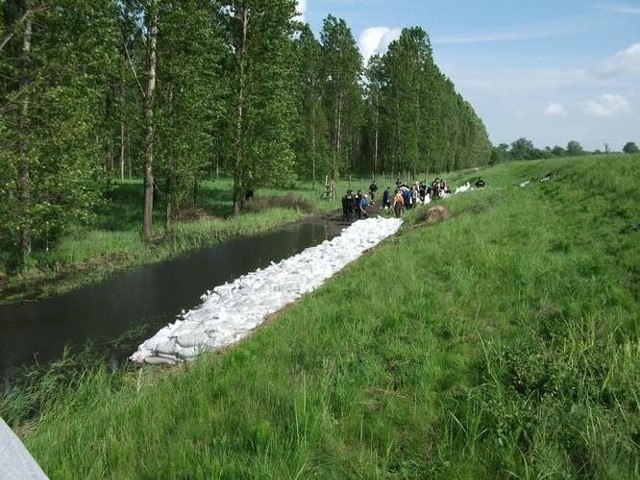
top-left (0, 221), bottom-right (342, 380)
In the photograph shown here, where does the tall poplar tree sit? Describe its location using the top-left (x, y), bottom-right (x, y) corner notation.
top-left (0, 0), bottom-right (120, 263)
top-left (319, 15), bottom-right (362, 180)
top-left (154, 0), bottom-right (225, 233)
top-left (363, 54), bottom-right (385, 174)
top-left (292, 24), bottom-right (330, 186)
top-left (221, 0), bottom-right (298, 214)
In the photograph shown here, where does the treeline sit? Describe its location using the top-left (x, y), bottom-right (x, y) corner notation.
top-left (1, 0), bottom-right (490, 263)
top-left (491, 138), bottom-right (640, 163)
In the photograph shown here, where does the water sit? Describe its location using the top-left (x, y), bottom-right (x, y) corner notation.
top-left (0, 220), bottom-right (343, 381)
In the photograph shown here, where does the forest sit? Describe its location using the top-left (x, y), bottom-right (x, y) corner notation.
top-left (0, 0), bottom-right (491, 267)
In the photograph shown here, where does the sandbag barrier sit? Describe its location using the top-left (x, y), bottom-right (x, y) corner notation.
top-left (130, 217), bottom-right (403, 364)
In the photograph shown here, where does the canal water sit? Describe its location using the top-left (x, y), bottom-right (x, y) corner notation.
top-left (0, 219), bottom-right (344, 382)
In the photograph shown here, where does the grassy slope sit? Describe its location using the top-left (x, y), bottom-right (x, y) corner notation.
top-left (17, 154), bottom-right (640, 478)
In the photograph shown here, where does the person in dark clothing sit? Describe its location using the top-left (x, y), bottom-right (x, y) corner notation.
top-left (401, 187), bottom-right (412, 209)
top-left (382, 186), bottom-right (392, 209)
top-left (419, 182), bottom-right (426, 202)
top-left (368, 181), bottom-right (378, 203)
top-left (341, 190), bottom-right (356, 221)
top-left (354, 190), bottom-right (363, 218)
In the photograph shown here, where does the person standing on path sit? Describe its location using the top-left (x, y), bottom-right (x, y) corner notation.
top-left (382, 186), bottom-right (392, 209)
top-left (392, 190), bottom-right (405, 218)
top-left (369, 181), bottom-right (378, 203)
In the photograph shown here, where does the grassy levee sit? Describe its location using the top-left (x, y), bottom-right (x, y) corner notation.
top-left (11, 154), bottom-right (640, 478)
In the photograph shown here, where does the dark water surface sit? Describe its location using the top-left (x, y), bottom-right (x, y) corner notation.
top-left (0, 220), bottom-right (343, 381)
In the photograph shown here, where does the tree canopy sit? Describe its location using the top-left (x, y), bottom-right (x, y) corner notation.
top-left (1, 5), bottom-right (492, 263)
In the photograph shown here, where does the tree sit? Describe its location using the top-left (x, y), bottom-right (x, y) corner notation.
top-left (566, 140), bottom-right (583, 156)
top-left (510, 138), bottom-right (535, 160)
top-left (379, 27), bottom-right (431, 174)
top-left (141, 0), bottom-right (158, 242)
top-left (1, 0), bottom-right (120, 263)
top-left (154, 0), bottom-right (225, 234)
top-left (222, 0), bottom-right (299, 215)
top-left (292, 24), bottom-right (330, 187)
top-left (363, 54), bottom-right (385, 174)
top-left (319, 15), bottom-right (362, 180)
top-left (622, 141), bottom-right (638, 154)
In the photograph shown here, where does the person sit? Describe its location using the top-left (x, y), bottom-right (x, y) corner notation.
top-left (419, 182), bottom-right (427, 203)
top-left (439, 178), bottom-right (447, 195)
top-left (382, 186), bottom-right (392, 209)
top-left (401, 185), bottom-right (412, 209)
top-left (368, 181), bottom-right (378, 203)
top-left (354, 190), bottom-right (363, 218)
top-left (392, 189), bottom-right (405, 218)
top-left (358, 194), bottom-right (369, 218)
top-left (341, 190), bottom-right (356, 221)
top-left (475, 178), bottom-right (485, 188)
top-left (432, 178), bottom-right (440, 198)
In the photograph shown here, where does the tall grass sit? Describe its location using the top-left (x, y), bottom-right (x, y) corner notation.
top-left (6, 154), bottom-right (640, 478)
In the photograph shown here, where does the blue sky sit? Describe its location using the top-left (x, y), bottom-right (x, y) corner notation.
top-left (297, 0), bottom-right (640, 151)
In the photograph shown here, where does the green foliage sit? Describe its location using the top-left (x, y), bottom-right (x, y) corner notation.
top-left (365, 27), bottom-right (490, 176)
top-left (6, 154), bottom-right (640, 478)
top-left (0, 0), bottom-right (120, 258)
top-left (566, 140), bottom-right (584, 156)
top-left (292, 24), bottom-right (332, 182)
top-left (221, 0), bottom-right (300, 213)
top-left (320, 14), bottom-right (363, 179)
top-left (622, 141), bottom-right (638, 154)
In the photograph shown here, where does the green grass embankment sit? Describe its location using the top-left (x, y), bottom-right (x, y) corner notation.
top-left (11, 154), bottom-right (640, 478)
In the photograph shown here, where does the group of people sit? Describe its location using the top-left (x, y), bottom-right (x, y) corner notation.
top-left (379, 178), bottom-right (453, 218)
top-left (340, 176), bottom-right (486, 221)
top-left (341, 189), bottom-right (371, 221)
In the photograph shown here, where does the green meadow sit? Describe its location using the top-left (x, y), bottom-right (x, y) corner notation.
top-left (5, 153), bottom-right (640, 478)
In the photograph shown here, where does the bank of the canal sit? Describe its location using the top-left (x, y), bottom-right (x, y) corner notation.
top-left (0, 216), bottom-right (346, 381)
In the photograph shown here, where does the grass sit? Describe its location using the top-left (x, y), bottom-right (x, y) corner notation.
top-left (3, 153), bottom-right (640, 478)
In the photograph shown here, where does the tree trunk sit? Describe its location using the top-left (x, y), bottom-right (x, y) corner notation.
top-left (120, 121), bottom-right (125, 180)
top-left (18, 3), bottom-right (32, 264)
top-left (164, 176), bottom-right (172, 235)
top-left (232, 5), bottom-right (249, 216)
top-left (142, 0), bottom-right (158, 242)
top-left (332, 91), bottom-right (344, 180)
top-left (311, 103), bottom-right (316, 190)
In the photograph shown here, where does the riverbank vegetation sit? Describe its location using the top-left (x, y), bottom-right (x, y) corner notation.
top-left (0, 173), bottom-right (403, 303)
top-left (5, 153), bottom-right (639, 478)
top-left (1, 1), bottom-right (491, 276)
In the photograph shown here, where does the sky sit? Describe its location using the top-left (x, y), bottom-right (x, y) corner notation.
top-left (296, 0), bottom-right (640, 152)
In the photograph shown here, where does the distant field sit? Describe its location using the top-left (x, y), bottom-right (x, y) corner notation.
top-left (7, 153), bottom-right (640, 478)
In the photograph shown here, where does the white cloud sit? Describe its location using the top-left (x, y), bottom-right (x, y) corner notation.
top-left (434, 16), bottom-right (591, 46)
top-left (544, 102), bottom-right (567, 116)
top-left (451, 67), bottom-right (590, 98)
top-left (436, 31), bottom-right (546, 45)
top-left (595, 43), bottom-right (640, 77)
top-left (600, 3), bottom-right (640, 15)
top-left (295, 0), bottom-right (307, 22)
top-left (358, 27), bottom-right (401, 63)
top-left (582, 94), bottom-right (630, 116)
